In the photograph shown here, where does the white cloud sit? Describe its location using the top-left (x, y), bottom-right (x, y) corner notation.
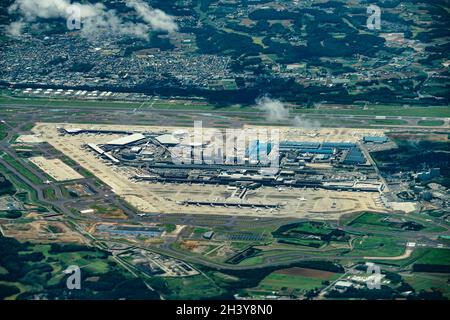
top-left (256, 96), bottom-right (290, 122)
top-left (127, 0), bottom-right (178, 33)
top-left (292, 115), bottom-right (321, 130)
top-left (8, 0), bottom-right (102, 21)
top-left (7, 20), bottom-right (26, 36)
top-left (256, 95), bottom-right (320, 129)
top-left (7, 0), bottom-right (177, 39)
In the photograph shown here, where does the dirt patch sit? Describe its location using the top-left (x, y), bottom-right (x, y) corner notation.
top-left (181, 240), bottom-right (199, 251)
top-left (0, 220), bottom-right (87, 244)
top-left (180, 240), bottom-right (212, 254)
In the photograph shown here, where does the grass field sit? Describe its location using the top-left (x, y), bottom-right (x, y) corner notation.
top-left (43, 188), bottom-right (56, 201)
top-left (237, 255), bottom-right (265, 266)
top-left (29, 244), bottom-right (112, 287)
top-left (277, 238), bottom-right (325, 247)
top-left (250, 269), bottom-right (340, 296)
top-left (294, 104), bottom-right (450, 118)
top-left (77, 167), bottom-right (95, 178)
top-left (0, 162), bottom-right (49, 209)
top-left (348, 212), bottom-right (389, 227)
top-left (0, 153), bottom-right (43, 185)
top-left (347, 212), bottom-right (443, 232)
top-left (349, 236), bottom-right (405, 257)
top-left (20, 123), bottom-right (35, 131)
top-left (0, 238), bottom-right (158, 300)
top-left (417, 120), bottom-right (445, 126)
top-left (0, 164), bottom-right (37, 201)
top-left (286, 222), bottom-right (332, 236)
top-left (402, 273), bottom-right (450, 298)
top-left (369, 247), bottom-right (426, 268)
top-left (0, 266), bottom-right (8, 275)
top-left (193, 227), bottom-right (210, 234)
top-left (366, 119), bottom-right (408, 125)
top-left (0, 123), bottom-right (7, 141)
top-left (413, 249), bottom-right (450, 266)
top-left (272, 222), bottom-right (335, 248)
top-left (163, 274), bottom-right (226, 299)
top-left (259, 273), bottom-right (324, 290)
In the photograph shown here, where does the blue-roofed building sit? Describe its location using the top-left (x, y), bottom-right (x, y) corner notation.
top-left (280, 141), bottom-right (321, 149)
top-left (343, 147), bottom-right (366, 165)
top-left (97, 225), bottom-right (163, 237)
top-left (322, 142), bottom-right (356, 149)
top-left (363, 136), bottom-right (388, 144)
top-left (246, 140), bottom-right (272, 161)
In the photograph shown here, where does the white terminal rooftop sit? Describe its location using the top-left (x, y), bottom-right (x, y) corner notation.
top-left (335, 281), bottom-right (353, 288)
top-left (106, 133), bottom-right (146, 146)
top-left (64, 128), bottom-right (83, 134)
top-left (87, 143), bottom-right (105, 155)
top-left (155, 134), bottom-right (180, 145)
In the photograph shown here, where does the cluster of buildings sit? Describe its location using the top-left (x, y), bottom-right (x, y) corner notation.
top-left (414, 168), bottom-right (441, 183)
top-left (280, 141), bottom-right (367, 166)
top-left (0, 195), bottom-right (25, 212)
top-left (59, 127), bottom-right (386, 198)
top-left (0, 33), bottom-right (237, 91)
top-left (97, 224), bottom-right (163, 238)
top-left (141, 51), bottom-right (234, 88)
top-left (10, 87), bottom-right (155, 102)
top-left (117, 249), bottom-right (199, 277)
top-left (2, 0), bottom-right (444, 104)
